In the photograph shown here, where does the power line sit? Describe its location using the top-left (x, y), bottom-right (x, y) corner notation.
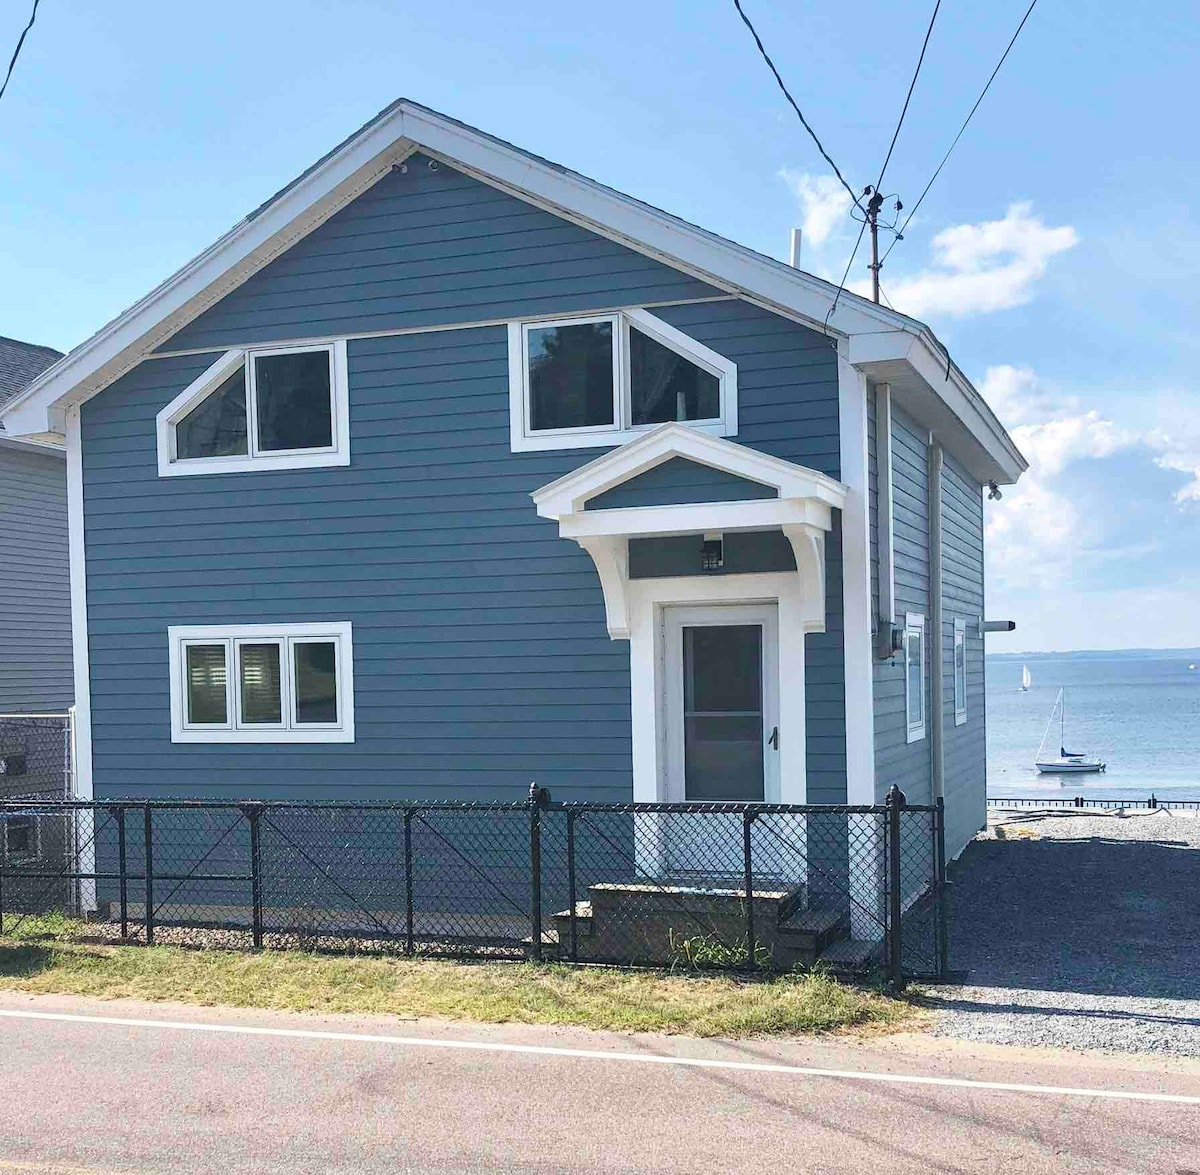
top-left (732, 0), bottom-right (864, 213)
top-left (881, 0), bottom-right (1040, 265)
top-left (872, 0), bottom-right (941, 196)
top-left (0, 0), bottom-right (41, 106)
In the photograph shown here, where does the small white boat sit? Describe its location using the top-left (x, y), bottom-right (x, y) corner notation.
top-left (1018, 664), bottom-right (1032, 692)
top-left (1034, 688), bottom-right (1106, 775)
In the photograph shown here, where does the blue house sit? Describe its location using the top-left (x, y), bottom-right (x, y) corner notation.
top-left (1, 101), bottom-right (1025, 866)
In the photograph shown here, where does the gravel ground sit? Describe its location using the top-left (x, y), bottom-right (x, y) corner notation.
top-left (927, 807), bottom-right (1200, 1056)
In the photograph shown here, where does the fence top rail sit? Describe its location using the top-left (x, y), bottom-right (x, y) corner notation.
top-left (989, 795), bottom-right (1200, 810)
top-left (0, 713), bottom-right (72, 721)
top-left (0, 796), bottom-right (941, 816)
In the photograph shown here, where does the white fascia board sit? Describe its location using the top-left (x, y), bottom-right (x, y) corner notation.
top-left (849, 330), bottom-right (1027, 485)
top-left (559, 497), bottom-right (833, 540)
top-left (533, 422), bottom-right (847, 518)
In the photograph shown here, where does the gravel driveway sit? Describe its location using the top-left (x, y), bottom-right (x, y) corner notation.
top-left (926, 808), bottom-right (1200, 1056)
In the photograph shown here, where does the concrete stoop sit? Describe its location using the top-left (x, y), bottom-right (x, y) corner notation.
top-left (548, 879), bottom-right (867, 970)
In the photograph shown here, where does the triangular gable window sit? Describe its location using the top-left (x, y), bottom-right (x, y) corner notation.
top-left (510, 308), bottom-right (736, 452)
top-left (156, 341), bottom-right (350, 477)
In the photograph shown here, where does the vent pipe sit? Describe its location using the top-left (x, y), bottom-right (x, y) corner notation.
top-left (789, 229), bottom-right (802, 268)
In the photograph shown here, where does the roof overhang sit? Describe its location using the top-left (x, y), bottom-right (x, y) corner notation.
top-left (0, 99), bottom-right (1025, 485)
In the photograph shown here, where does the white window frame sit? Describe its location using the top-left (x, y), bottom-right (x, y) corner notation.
top-left (904, 611), bottom-right (927, 744)
top-left (953, 617), bottom-right (968, 726)
top-left (155, 339), bottom-right (350, 477)
top-left (508, 307), bottom-right (737, 452)
top-left (168, 622), bottom-right (355, 744)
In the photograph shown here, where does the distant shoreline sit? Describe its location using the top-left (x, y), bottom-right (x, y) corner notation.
top-left (987, 647), bottom-right (1200, 661)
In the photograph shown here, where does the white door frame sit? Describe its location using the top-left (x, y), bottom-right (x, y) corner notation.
top-left (661, 603), bottom-right (780, 804)
top-left (627, 571), bottom-right (814, 807)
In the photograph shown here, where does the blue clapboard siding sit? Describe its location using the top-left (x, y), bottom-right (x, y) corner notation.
top-left (872, 406), bottom-right (931, 803)
top-left (587, 457), bottom-right (775, 510)
top-left (82, 213), bottom-right (846, 803)
top-left (0, 444), bottom-right (72, 711)
top-left (629, 531), bottom-right (795, 579)
top-left (940, 451), bottom-right (986, 856)
top-left (163, 155), bottom-right (720, 352)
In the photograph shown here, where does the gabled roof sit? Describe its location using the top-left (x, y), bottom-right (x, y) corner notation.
top-left (0, 335), bottom-right (62, 411)
top-left (0, 100), bottom-right (1025, 482)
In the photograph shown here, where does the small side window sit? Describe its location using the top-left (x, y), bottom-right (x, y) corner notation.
top-left (3, 814), bottom-right (37, 862)
top-left (953, 618), bottom-right (968, 726)
top-left (905, 612), bottom-right (926, 743)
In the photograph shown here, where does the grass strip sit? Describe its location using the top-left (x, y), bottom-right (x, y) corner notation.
top-left (0, 919), bottom-right (917, 1039)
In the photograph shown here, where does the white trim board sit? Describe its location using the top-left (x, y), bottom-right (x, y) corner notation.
top-left (0, 100), bottom-right (1025, 485)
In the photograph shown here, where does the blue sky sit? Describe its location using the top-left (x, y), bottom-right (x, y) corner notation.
top-left (2, 0), bottom-right (1197, 651)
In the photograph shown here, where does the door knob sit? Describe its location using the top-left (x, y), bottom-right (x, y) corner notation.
top-left (768, 726), bottom-right (779, 750)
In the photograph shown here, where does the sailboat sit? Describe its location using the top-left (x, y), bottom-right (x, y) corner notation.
top-left (1018, 665), bottom-right (1032, 692)
top-left (1035, 688), bottom-right (1106, 774)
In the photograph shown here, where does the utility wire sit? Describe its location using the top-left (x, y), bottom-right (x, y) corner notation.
top-left (872, 0), bottom-right (941, 196)
top-left (881, 0), bottom-right (1040, 265)
top-left (0, 0), bottom-right (40, 106)
top-left (828, 0), bottom-right (940, 320)
top-left (732, 0), bottom-right (864, 212)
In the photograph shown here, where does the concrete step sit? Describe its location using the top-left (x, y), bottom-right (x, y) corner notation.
top-left (777, 906), bottom-right (850, 955)
top-left (817, 936), bottom-right (883, 973)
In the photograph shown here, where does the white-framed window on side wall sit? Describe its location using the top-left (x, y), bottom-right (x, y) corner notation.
top-left (953, 617), bottom-right (968, 726)
top-left (508, 308), bottom-right (737, 452)
top-left (904, 612), bottom-right (927, 743)
top-left (168, 622), bottom-right (355, 744)
top-left (156, 340), bottom-right (350, 476)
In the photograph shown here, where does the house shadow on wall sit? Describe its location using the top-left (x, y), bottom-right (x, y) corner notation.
top-left (944, 831), bottom-right (1200, 1002)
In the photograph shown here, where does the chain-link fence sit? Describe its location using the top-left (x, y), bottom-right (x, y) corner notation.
top-left (0, 714), bottom-right (74, 915)
top-left (0, 788), bottom-right (946, 984)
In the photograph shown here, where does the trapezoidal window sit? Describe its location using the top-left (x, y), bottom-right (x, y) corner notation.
top-left (509, 308), bottom-right (736, 451)
top-left (157, 340), bottom-right (350, 476)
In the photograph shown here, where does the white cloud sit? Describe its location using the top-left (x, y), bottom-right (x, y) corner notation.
top-left (875, 203), bottom-right (1078, 319)
top-left (1144, 399), bottom-right (1200, 503)
top-left (777, 170), bottom-right (852, 247)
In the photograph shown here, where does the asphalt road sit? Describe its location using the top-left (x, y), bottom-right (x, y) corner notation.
top-left (0, 995), bottom-right (1198, 1174)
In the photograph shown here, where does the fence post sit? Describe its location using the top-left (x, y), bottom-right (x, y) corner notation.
top-left (0, 820), bottom-right (5, 937)
top-left (245, 804), bottom-right (263, 949)
top-left (566, 809), bottom-right (578, 963)
top-left (885, 785), bottom-right (906, 991)
top-left (116, 805), bottom-right (128, 940)
top-left (143, 805), bottom-right (154, 946)
top-left (742, 809), bottom-right (756, 971)
top-left (529, 783), bottom-right (544, 963)
top-left (403, 808), bottom-right (414, 957)
top-left (934, 795), bottom-right (948, 979)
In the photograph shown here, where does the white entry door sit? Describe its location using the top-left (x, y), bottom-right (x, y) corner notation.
top-left (662, 604), bottom-right (781, 806)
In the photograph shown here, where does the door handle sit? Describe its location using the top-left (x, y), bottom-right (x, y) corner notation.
top-left (768, 726), bottom-right (779, 750)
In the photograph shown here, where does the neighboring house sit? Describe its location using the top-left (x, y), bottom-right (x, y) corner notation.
top-left (0, 101), bottom-right (1024, 862)
top-left (0, 336), bottom-right (72, 714)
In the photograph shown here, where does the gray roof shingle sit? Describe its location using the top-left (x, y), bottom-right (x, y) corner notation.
top-left (0, 335), bottom-right (63, 414)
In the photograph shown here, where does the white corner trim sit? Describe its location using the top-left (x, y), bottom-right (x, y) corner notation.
top-left (875, 382), bottom-right (895, 627)
top-left (507, 308), bottom-right (737, 454)
top-left (167, 621), bottom-right (355, 744)
top-left (627, 573), bottom-right (808, 804)
top-left (154, 340), bottom-right (350, 477)
top-left (533, 422), bottom-right (846, 518)
top-left (838, 347), bottom-right (876, 805)
top-left (65, 407), bottom-right (93, 801)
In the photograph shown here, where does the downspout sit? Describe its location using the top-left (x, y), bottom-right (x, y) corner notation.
top-left (928, 438), bottom-right (944, 801)
top-left (875, 385), bottom-right (895, 637)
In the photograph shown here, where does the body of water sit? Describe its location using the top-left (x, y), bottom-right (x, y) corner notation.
top-left (986, 650), bottom-right (1200, 802)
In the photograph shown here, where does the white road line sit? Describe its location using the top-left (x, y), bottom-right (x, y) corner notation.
top-left (1, 1008), bottom-right (1197, 1106)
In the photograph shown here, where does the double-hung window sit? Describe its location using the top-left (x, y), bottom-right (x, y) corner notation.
top-left (508, 308), bottom-right (737, 451)
top-left (953, 617), bottom-right (968, 726)
top-left (169, 623), bottom-right (354, 743)
top-left (157, 340), bottom-right (350, 476)
top-left (904, 612), bottom-right (927, 743)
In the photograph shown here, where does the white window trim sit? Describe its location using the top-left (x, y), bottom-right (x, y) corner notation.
top-left (953, 616), bottom-right (968, 727)
top-left (508, 307), bottom-right (737, 452)
top-left (904, 611), bottom-right (927, 744)
top-left (168, 622), bottom-right (355, 744)
top-left (155, 340), bottom-right (350, 477)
